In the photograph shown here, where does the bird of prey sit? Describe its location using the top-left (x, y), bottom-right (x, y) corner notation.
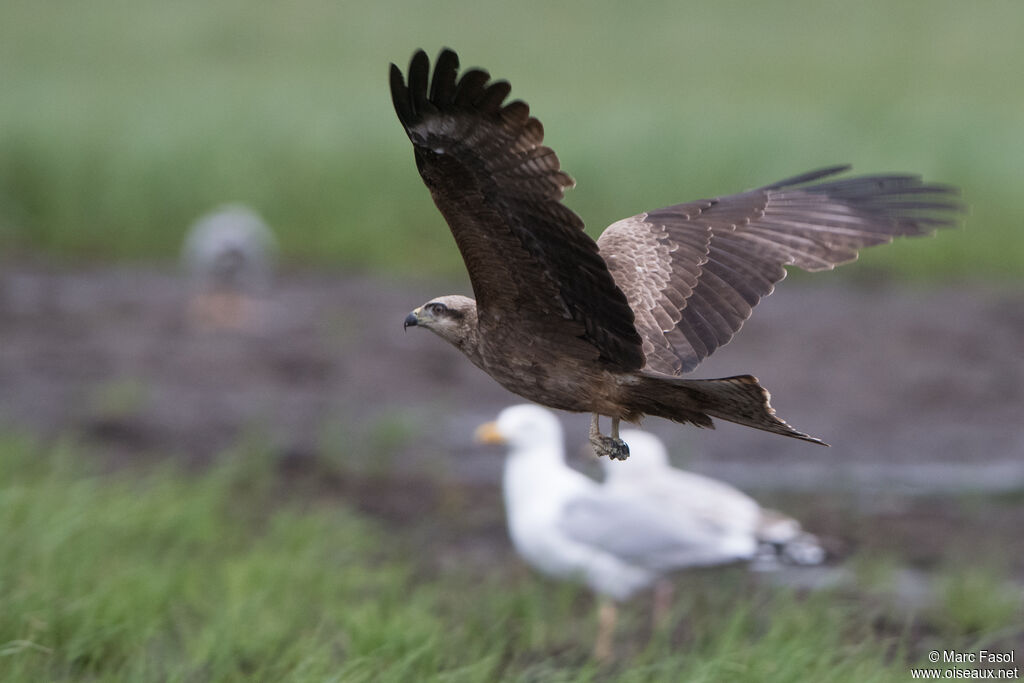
top-left (393, 48), bottom-right (961, 459)
top-left (476, 405), bottom-right (822, 660)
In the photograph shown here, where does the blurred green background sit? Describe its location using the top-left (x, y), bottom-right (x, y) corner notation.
top-left (2, 3), bottom-right (1023, 679)
top-left (1, 0), bottom-right (1020, 279)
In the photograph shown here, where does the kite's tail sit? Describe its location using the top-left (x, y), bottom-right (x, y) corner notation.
top-left (631, 373), bottom-right (829, 446)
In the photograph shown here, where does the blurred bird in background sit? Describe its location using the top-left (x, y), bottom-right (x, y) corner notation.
top-left (476, 404), bottom-right (824, 661)
top-left (603, 429), bottom-right (824, 576)
top-left (182, 204), bottom-right (277, 330)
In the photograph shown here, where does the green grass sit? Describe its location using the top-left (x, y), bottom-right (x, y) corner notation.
top-left (1, 434), bottom-right (1021, 681)
top-left (0, 0), bottom-right (1021, 279)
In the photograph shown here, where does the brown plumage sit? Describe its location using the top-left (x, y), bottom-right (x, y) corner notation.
top-left (392, 48), bottom-right (962, 459)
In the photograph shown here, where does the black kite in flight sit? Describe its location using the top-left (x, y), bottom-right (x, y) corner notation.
top-left (392, 48), bottom-right (961, 459)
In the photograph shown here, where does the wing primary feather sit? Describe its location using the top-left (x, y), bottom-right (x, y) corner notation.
top-left (429, 48), bottom-right (460, 106)
top-left (757, 165), bottom-right (851, 190)
top-left (389, 63), bottom-right (413, 126)
top-left (407, 50), bottom-right (431, 118)
top-left (476, 80), bottom-right (512, 112)
top-left (501, 100), bottom-right (531, 126)
top-left (453, 69), bottom-right (491, 106)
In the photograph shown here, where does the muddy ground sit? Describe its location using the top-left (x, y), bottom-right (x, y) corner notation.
top-left (2, 260), bottom-right (1023, 580)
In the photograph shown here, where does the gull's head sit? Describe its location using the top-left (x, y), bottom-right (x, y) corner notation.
top-left (601, 429), bottom-right (670, 478)
top-left (403, 295), bottom-right (476, 346)
top-left (475, 404), bottom-right (564, 456)
top-left (183, 204), bottom-right (277, 292)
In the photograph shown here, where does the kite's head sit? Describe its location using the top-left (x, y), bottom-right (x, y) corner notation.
top-left (403, 294), bottom-right (478, 350)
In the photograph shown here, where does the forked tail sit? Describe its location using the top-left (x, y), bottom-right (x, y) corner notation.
top-left (633, 373), bottom-right (829, 446)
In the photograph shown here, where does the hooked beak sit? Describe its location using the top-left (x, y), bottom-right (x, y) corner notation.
top-left (474, 421), bottom-right (506, 445)
top-left (403, 308), bottom-right (420, 331)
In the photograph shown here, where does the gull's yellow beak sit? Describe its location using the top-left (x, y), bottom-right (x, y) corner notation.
top-left (474, 421), bottom-right (506, 445)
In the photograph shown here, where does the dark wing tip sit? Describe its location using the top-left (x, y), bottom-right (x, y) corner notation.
top-left (390, 47), bottom-right (534, 138)
top-left (474, 79), bottom-right (510, 112)
top-left (757, 165), bottom-right (852, 191)
top-left (392, 48), bottom-right (457, 131)
top-left (389, 62), bottom-right (412, 126)
top-left (760, 165), bottom-right (966, 233)
top-left (408, 50), bottom-right (431, 117)
top-left (429, 48), bottom-right (460, 106)
top-left (500, 99), bottom-right (531, 126)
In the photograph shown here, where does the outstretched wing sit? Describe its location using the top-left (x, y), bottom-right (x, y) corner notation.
top-left (597, 166), bottom-right (963, 374)
top-left (390, 49), bottom-right (644, 369)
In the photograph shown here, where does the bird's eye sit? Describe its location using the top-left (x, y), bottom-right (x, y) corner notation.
top-left (427, 302), bottom-right (448, 315)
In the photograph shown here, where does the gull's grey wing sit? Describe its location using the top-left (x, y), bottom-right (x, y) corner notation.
top-left (559, 492), bottom-right (749, 570)
top-left (597, 166), bottom-right (963, 374)
top-left (391, 49), bottom-right (644, 369)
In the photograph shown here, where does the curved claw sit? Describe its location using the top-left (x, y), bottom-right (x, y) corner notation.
top-left (589, 413), bottom-right (631, 460)
top-left (591, 434), bottom-right (630, 461)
